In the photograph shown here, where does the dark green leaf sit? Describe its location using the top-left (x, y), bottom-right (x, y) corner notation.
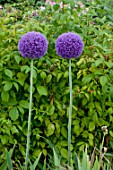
top-left (4, 82), bottom-right (12, 91)
top-left (9, 107), bottom-right (19, 121)
top-left (37, 86), bottom-right (48, 96)
top-left (19, 100), bottom-right (29, 109)
top-left (1, 91), bottom-right (9, 102)
top-left (100, 76), bottom-right (108, 86)
top-left (4, 69), bottom-right (12, 79)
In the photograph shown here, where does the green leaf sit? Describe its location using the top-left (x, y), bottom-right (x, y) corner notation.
top-left (4, 82), bottom-right (12, 91)
top-left (95, 59), bottom-right (103, 67)
top-left (82, 76), bottom-right (92, 84)
top-left (6, 98), bottom-right (17, 106)
top-left (95, 102), bottom-right (102, 113)
top-left (19, 144), bottom-right (25, 156)
top-left (59, 141), bottom-right (68, 147)
top-left (37, 86), bottom-right (48, 96)
top-left (17, 72), bottom-right (26, 86)
top-left (89, 122), bottom-right (95, 131)
top-left (105, 61), bottom-right (113, 68)
top-left (93, 113), bottom-right (98, 123)
top-left (17, 106), bottom-right (24, 114)
top-left (46, 123), bottom-right (55, 137)
top-left (42, 149), bottom-right (47, 156)
top-left (14, 55), bottom-right (22, 64)
top-left (40, 71), bottom-right (46, 80)
top-left (109, 131), bottom-right (113, 137)
top-left (4, 69), bottom-right (12, 79)
top-left (1, 91), bottom-right (9, 102)
top-left (9, 107), bottom-right (19, 121)
top-left (82, 98), bottom-right (88, 106)
top-left (74, 25), bottom-right (82, 33)
top-left (88, 102), bottom-right (94, 109)
top-left (64, 71), bottom-right (68, 78)
top-left (1, 135), bottom-right (8, 144)
top-left (47, 105), bottom-right (55, 115)
top-left (13, 82), bottom-right (19, 91)
top-left (61, 148), bottom-right (68, 159)
top-left (70, 1), bottom-right (75, 8)
top-left (21, 65), bottom-right (30, 72)
top-left (46, 74), bottom-right (52, 83)
top-left (19, 100), bottom-right (29, 109)
top-left (55, 122), bottom-right (60, 133)
top-left (61, 127), bottom-right (67, 139)
top-left (55, 100), bottom-right (62, 111)
top-left (53, 4), bottom-right (60, 10)
top-left (11, 125), bottom-right (19, 134)
top-left (57, 73), bottom-right (62, 82)
top-left (78, 109), bottom-right (84, 116)
top-left (100, 76), bottom-right (108, 86)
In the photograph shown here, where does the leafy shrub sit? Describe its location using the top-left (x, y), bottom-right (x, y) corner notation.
top-left (0, 0), bottom-right (19, 4)
top-left (0, 0), bottom-right (113, 168)
top-left (0, 0), bottom-right (44, 5)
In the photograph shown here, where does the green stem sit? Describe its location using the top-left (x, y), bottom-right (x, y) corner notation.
top-left (68, 59), bottom-right (72, 166)
top-left (25, 59), bottom-right (33, 170)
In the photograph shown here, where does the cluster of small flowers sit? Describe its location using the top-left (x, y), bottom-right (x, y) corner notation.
top-left (75, 2), bottom-right (89, 16)
top-left (18, 31), bottom-right (84, 59)
top-left (45, 0), bottom-right (63, 9)
top-left (45, 1), bottom-right (89, 15)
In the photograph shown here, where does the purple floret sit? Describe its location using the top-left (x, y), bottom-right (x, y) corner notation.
top-left (18, 31), bottom-right (48, 59)
top-left (55, 32), bottom-right (84, 59)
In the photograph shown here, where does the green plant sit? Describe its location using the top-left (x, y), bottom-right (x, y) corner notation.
top-left (1, 0), bottom-right (113, 168)
top-left (18, 31), bottom-right (48, 170)
top-left (0, 127), bottom-right (112, 170)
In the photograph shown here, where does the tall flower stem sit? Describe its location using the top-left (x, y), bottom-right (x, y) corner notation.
top-left (68, 59), bottom-right (72, 166)
top-left (25, 59), bottom-right (33, 170)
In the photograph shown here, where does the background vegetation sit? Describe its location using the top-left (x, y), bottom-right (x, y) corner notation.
top-left (1, 0), bottom-right (113, 168)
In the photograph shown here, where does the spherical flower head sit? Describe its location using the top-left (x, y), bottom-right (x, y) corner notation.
top-left (18, 31), bottom-right (48, 59)
top-left (55, 32), bottom-right (84, 59)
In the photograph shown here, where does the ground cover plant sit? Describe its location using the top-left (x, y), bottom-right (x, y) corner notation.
top-left (1, 0), bottom-right (113, 169)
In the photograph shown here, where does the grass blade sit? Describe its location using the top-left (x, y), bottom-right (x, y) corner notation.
top-left (74, 152), bottom-right (79, 170)
top-left (42, 158), bottom-right (46, 170)
top-left (0, 161), bottom-right (7, 170)
top-left (32, 152), bottom-right (42, 170)
top-left (53, 148), bottom-right (60, 170)
top-left (17, 160), bottom-right (23, 170)
top-left (81, 147), bottom-right (87, 170)
top-left (6, 150), bottom-right (13, 170)
top-left (0, 145), bottom-right (16, 170)
top-left (93, 157), bottom-right (99, 170)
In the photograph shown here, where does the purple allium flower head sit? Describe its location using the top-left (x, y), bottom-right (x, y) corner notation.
top-left (18, 31), bottom-right (48, 59)
top-left (55, 32), bottom-right (84, 59)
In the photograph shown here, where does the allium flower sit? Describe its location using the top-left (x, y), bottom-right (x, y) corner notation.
top-left (55, 32), bottom-right (84, 59)
top-left (18, 31), bottom-right (48, 59)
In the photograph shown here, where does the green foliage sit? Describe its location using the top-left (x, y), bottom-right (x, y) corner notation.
top-left (0, 0), bottom-right (113, 168)
top-left (0, 0), bottom-right (44, 5)
top-left (0, 0), bottom-right (19, 4)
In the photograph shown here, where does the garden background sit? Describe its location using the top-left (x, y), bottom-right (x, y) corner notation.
top-left (1, 0), bottom-right (113, 169)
